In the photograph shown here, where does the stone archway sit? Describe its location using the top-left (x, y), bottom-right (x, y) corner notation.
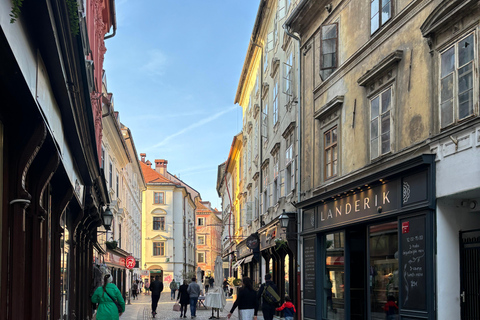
top-left (148, 265), bottom-right (163, 283)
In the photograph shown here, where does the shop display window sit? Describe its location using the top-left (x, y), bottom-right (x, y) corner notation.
top-left (369, 221), bottom-right (399, 319)
top-left (324, 231), bottom-right (345, 319)
top-left (284, 254), bottom-right (290, 297)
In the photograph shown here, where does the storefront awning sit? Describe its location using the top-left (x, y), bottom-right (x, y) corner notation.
top-left (232, 258), bottom-right (245, 269)
top-left (243, 255), bottom-right (254, 264)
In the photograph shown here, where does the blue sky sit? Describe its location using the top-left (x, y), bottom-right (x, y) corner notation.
top-left (104, 1), bottom-right (259, 208)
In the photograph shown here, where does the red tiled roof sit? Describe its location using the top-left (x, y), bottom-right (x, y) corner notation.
top-left (140, 161), bottom-right (173, 184)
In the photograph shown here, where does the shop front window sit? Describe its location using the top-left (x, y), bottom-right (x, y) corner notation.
top-left (369, 221), bottom-right (399, 319)
top-left (269, 258), bottom-right (273, 275)
top-left (325, 231), bottom-right (345, 319)
top-left (60, 211), bottom-right (70, 319)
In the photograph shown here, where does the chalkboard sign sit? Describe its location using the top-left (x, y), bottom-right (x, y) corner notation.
top-left (401, 215), bottom-right (426, 310)
top-left (303, 237), bottom-right (316, 300)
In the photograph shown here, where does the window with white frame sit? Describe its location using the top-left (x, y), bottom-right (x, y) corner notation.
top-left (285, 132), bottom-right (295, 195)
top-left (273, 78), bottom-right (279, 125)
top-left (324, 126), bottom-right (338, 179)
top-left (153, 242), bottom-right (165, 256)
top-left (197, 217), bottom-right (205, 226)
top-left (198, 235), bottom-right (206, 245)
top-left (264, 50), bottom-right (269, 73)
top-left (116, 172), bottom-right (119, 198)
top-left (283, 52), bottom-right (294, 100)
top-left (198, 252), bottom-right (205, 263)
top-left (101, 146), bottom-right (105, 169)
top-left (248, 139), bottom-right (252, 169)
top-left (263, 100), bottom-right (268, 144)
top-left (255, 74), bottom-right (260, 95)
top-left (109, 160), bottom-right (113, 187)
top-left (370, 87), bottom-right (392, 159)
top-left (273, 152), bottom-right (279, 203)
top-left (371, 0), bottom-right (392, 34)
top-left (440, 33), bottom-right (475, 128)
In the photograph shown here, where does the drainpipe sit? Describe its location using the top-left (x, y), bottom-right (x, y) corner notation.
top-left (283, 23), bottom-right (302, 320)
top-left (104, 0), bottom-right (117, 40)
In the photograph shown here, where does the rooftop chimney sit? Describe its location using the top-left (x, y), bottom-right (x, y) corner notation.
top-left (146, 160), bottom-right (152, 166)
top-left (155, 159), bottom-right (168, 176)
top-left (140, 153), bottom-right (146, 163)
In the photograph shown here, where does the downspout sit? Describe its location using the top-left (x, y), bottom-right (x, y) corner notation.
top-left (251, 40), bottom-right (263, 282)
top-left (184, 193), bottom-right (187, 277)
top-left (283, 23), bottom-right (302, 320)
top-left (104, 0), bottom-right (117, 40)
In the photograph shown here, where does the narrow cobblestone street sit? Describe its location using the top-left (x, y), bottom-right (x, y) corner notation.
top-left (117, 291), bottom-right (266, 320)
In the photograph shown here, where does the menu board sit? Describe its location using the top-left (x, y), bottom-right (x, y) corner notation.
top-left (401, 215), bottom-right (426, 310)
top-left (303, 237), bottom-right (316, 300)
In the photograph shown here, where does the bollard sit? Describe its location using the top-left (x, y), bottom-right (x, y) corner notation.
top-left (127, 290), bottom-right (131, 305)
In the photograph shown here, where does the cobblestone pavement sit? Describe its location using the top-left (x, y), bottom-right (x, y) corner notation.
top-left (119, 291), bottom-right (266, 320)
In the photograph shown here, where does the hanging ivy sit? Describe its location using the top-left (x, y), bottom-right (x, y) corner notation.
top-left (11, 0), bottom-right (79, 36)
top-left (10, 0), bottom-right (24, 23)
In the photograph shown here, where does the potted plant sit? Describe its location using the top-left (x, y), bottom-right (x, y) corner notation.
top-left (106, 240), bottom-right (118, 250)
top-left (275, 238), bottom-right (288, 251)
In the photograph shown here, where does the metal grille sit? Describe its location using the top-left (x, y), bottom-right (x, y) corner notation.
top-left (461, 233), bottom-right (480, 320)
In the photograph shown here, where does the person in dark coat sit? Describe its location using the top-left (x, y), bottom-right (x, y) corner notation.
top-left (227, 277), bottom-right (258, 320)
top-left (177, 280), bottom-right (190, 318)
top-left (150, 275), bottom-right (164, 317)
top-left (257, 274), bottom-right (278, 320)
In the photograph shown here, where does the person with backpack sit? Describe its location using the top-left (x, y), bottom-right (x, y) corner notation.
top-left (257, 274), bottom-right (280, 320)
top-left (132, 281), bottom-right (138, 300)
top-left (275, 296), bottom-right (296, 320)
top-left (170, 279), bottom-right (179, 300)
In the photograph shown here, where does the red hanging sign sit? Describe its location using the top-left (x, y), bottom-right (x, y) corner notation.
top-left (125, 256), bottom-right (136, 269)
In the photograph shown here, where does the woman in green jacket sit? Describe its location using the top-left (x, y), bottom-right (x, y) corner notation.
top-left (92, 274), bottom-right (126, 319)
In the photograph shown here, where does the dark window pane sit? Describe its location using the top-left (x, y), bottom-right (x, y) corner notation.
top-left (322, 24), bottom-right (337, 39)
top-left (371, 120), bottom-right (379, 139)
top-left (381, 111), bottom-right (390, 135)
top-left (440, 74), bottom-right (454, 103)
top-left (333, 146), bottom-right (338, 160)
top-left (332, 128), bottom-right (337, 142)
top-left (323, 38), bottom-right (336, 54)
top-left (381, 132), bottom-right (390, 154)
top-left (371, 96), bottom-right (380, 119)
top-left (458, 89), bottom-right (474, 119)
top-left (458, 63), bottom-right (473, 94)
top-left (332, 160), bottom-right (337, 175)
top-left (322, 53), bottom-right (335, 69)
top-left (326, 163), bottom-right (331, 178)
top-left (441, 47), bottom-right (455, 77)
top-left (381, 1), bottom-right (391, 24)
top-left (440, 100), bottom-right (454, 128)
top-left (381, 89), bottom-right (391, 113)
top-left (326, 149), bottom-right (331, 163)
top-left (320, 69), bottom-right (333, 80)
top-left (458, 34), bottom-right (474, 67)
top-left (325, 131), bottom-right (331, 146)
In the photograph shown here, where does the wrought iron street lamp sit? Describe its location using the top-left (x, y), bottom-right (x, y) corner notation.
top-left (102, 205), bottom-right (113, 230)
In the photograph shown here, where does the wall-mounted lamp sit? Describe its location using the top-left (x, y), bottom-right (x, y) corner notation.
top-left (279, 210), bottom-right (291, 229)
top-left (102, 205), bottom-right (113, 230)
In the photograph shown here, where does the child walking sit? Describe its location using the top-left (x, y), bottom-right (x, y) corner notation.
top-left (276, 296), bottom-right (296, 320)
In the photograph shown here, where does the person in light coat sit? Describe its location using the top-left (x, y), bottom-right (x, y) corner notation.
top-left (91, 274), bottom-right (125, 320)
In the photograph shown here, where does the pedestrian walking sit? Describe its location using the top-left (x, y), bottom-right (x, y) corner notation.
top-left (227, 277), bottom-right (258, 320)
top-left (208, 276), bottom-right (215, 288)
top-left (177, 280), bottom-right (190, 318)
top-left (275, 296), bottom-right (296, 320)
top-left (170, 279), bottom-right (179, 300)
top-left (150, 275), bottom-right (164, 317)
top-left (257, 274), bottom-right (279, 320)
top-left (187, 277), bottom-right (201, 318)
top-left (204, 276), bottom-right (210, 293)
top-left (223, 278), bottom-right (229, 297)
top-left (132, 281), bottom-right (138, 300)
top-left (91, 274), bottom-right (125, 320)
top-left (145, 280), bottom-right (150, 295)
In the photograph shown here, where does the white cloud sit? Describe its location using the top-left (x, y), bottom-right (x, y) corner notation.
top-left (130, 110), bottom-right (206, 121)
top-left (146, 105), bottom-right (237, 150)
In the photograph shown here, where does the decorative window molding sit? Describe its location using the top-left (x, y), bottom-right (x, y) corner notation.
top-left (261, 158), bottom-right (270, 169)
top-left (270, 142), bottom-right (281, 156)
top-left (282, 121), bottom-right (296, 139)
top-left (253, 171), bottom-right (260, 181)
top-left (314, 95), bottom-right (344, 121)
top-left (270, 57), bottom-right (280, 78)
top-left (420, 0), bottom-right (477, 41)
top-left (357, 50), bottom-right (403, 87)
top-left (262, 82), bottom-right (270, 99)
top-left (254, 103), bottom-right (260, 119)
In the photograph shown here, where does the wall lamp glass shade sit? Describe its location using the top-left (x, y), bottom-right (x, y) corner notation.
top-left (102, 205), bottom-right (113, 230)
top-left (279, 210), bottom-right (290, 229)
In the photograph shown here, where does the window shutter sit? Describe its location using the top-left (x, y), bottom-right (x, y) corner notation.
top-left (280, 170), bottom-right (285, 197)
top-left (267, 31), bottom-right (274, 51)
top-left (246, 202), bottom-right (253, 223)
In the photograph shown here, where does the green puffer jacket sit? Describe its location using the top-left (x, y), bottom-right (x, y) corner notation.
top-left (91, 283), bottom-right (126, 320)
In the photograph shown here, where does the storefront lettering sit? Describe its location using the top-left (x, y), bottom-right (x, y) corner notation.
top-left (320, 191), bottom-right (391, 221)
